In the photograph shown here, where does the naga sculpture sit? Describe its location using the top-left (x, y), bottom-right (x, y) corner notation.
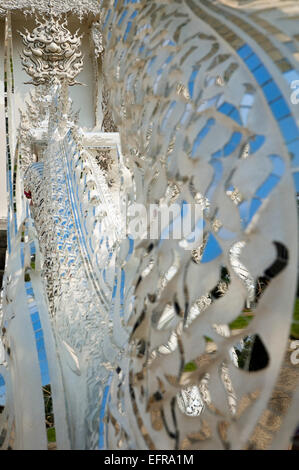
top-left (0, 0), bottom-right (298, 451)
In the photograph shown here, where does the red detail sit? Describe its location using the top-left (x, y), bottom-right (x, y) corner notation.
top-left (24, 190), bottom-right (32, 199)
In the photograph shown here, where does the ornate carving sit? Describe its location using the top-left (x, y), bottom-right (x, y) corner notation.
top-left (0, 0), bottom-right (101, 19)
top-left (91, 21), bottom-right (104, 59)
top-left (101, 85), bottom-right (118, 133)
top-left (20, 9), bottom-right (83, 86)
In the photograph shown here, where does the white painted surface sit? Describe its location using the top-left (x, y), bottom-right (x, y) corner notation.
top-left (0, 18), bottom-right (7, 223)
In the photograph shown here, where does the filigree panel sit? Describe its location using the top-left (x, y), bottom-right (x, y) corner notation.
top-left (99, 0), bottom-right (299, 450)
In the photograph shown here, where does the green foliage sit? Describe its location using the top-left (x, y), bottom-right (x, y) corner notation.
top-left (236, 336), bottom-right (254, 370)
top-left (47, 428), bottom-right (56, 443)
top-left (291, 298), bottom-right (299, 339)
top-left (229, 314), bottom-right (253, 330)
top-left (183, 361), bottom-right (197, 372)
top-left (204, 335), bottom-right (213, 342)
top-left (43, 385), bottom-right (56, 444)
top-left (30, 254), bottom-right (36, 271)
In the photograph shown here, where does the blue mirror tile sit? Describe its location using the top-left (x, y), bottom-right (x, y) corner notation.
top-left (253, 65), bottom-right (271, 86)
top-left (223, 132), bottom-right (242, 157)
top-left (268, 155), bottom-right (285, 177)
top-left (279, 117), bottom-right (299, 143)
top-left (263, 81), bottom-right (281, 102)
top-left (201, 233), bottom-right (222, 263)
top-left (293, 172), bottom-right (299, 192)
top-left (249, 135), bottom-right (265, 154)
top-left (255, 174), bottom-right (280, 199)
top-left (237, 44), bottom-right (253, 60)
top-left (270, 97), bottom-right (290, 120)
top-left (245, 53), bottom-right (261, 71)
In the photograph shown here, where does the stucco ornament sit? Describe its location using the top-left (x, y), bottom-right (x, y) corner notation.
top-left (19, 9), bottom-right (83, 86)
top-left (0, 0), bottom-right (101, 18)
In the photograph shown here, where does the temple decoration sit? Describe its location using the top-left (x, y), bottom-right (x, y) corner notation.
top-left (91, 21), bottom-right (103, 59)
top-left (0, 0), bottom-right (101, 18)
top-left (19, 8), bottom-right (83, 86)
